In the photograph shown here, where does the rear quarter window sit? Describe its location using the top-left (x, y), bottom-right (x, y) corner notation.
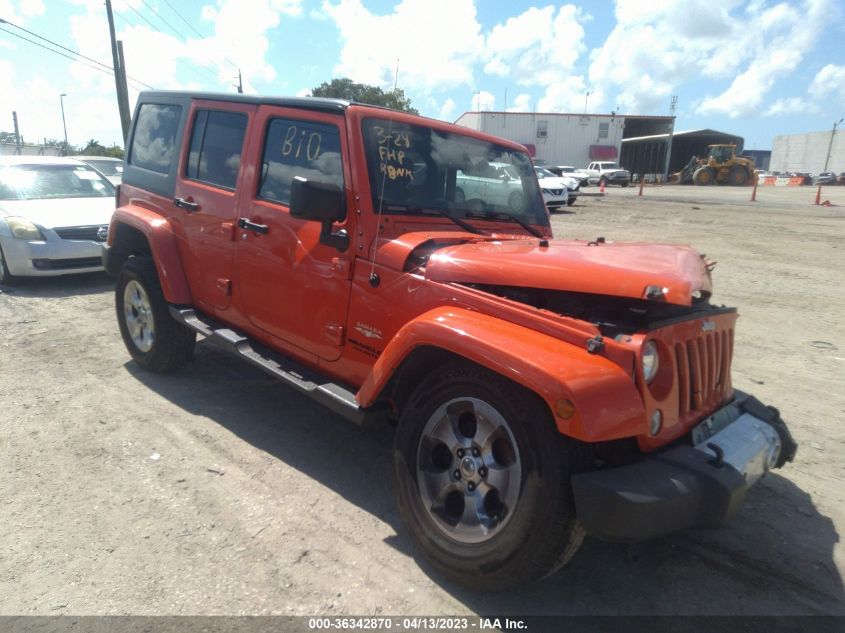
top-left (129, 104), bottom-right (182, 174)
top-left (186, 110), bottom-right (248, 190)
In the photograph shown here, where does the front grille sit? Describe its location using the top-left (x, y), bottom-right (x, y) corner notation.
top-left (32, 257), bottom-right (102, 270)
top-left (54, 225), bottom-right (108, 242)
top-left (542, 188), bottom-right (565, 196)
top-left (674, 328), bottom-right (734, 417)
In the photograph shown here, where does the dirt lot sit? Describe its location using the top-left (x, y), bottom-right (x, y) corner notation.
top-left (1, 184), bottom-right (843, 616)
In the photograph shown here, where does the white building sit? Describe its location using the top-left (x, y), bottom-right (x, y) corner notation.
top-left (454, 111), bottom-right (674, 170)
top-left (770, 129), bottom-right (845, 174)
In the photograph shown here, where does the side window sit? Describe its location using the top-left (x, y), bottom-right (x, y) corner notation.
top-left (129, 104), bottom-right (182, 174)
top-left (186, 110), bottom-right (247, 190)
top-left (258, 118), bottom-right (343, 206)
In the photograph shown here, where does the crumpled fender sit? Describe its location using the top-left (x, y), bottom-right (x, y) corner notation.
top-left (109, 205), bottom-right (191, 304)
top-left (357, 307), bottom-right (647, 441)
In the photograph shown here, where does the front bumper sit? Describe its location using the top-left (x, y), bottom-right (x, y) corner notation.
top-left (572, 392), bottom-right (797, 542)
top-left (1, 232), bottom-right (105, 277)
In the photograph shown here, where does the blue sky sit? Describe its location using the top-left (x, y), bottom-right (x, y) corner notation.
top-left (1, 0), bottom-right (844, 153)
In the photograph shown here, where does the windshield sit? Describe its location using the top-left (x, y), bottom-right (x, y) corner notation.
top-left (362, 118), bottom-right (548, 229)
top-left (0, 164), bottom-right (115, 200)
top-left (534, 167), bottom-right (556, 178)
top-left (83, 160), bottom-right (123, 176)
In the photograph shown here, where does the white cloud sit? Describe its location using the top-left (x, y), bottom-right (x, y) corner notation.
top-left (589, 0), bottom-right (832, 117)
top-left (763, 97), bottom-right (817, 116)
top-left (0, 0), bottom-right (44, 24)
top-left (470, 91), bottom-right (494, 112)
top-left (0, 0), bottom-right (302, 147)
top-left (809, 64), bottom-right (845, 103)
top-left (438, 98), bottom-right (456, 121)
top-left (322, 0), bottom-right (485, 92)
top-left (483, 5), bottom-right (586, 86)
top-left (697, 0), bottom-right (831, 117)
top-left (510, 94), bottom-right (531, 112)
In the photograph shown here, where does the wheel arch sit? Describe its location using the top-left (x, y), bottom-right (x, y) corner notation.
top-left (106, 206), bottom-right (191, 304)
top-left (357, 307), bottom-right (647, 442)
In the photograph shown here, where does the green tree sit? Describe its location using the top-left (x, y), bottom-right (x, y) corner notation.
top-left (0, 131), bottom-right (17, 144)
top-left (81, 138), bottom-right (107, 155)
top-left (311, 78), bottom-right (418, 114)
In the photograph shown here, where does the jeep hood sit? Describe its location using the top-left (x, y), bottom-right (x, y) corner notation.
top-left (425, 238), bottom-right (712, 306)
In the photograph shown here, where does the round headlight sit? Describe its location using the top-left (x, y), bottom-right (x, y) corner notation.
top-left (642, 340), bottom-right (659, 383)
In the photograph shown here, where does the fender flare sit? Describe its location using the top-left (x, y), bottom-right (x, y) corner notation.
top-left (108, 206), bottom-right (191, 304)
top-left (357, 307), bottom-right (647, 442)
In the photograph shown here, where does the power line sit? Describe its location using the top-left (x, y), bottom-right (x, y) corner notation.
top-left (0, 17), bottom-right (153, 89)
top-left (161, 0), bottom-right (205, 39)
top-left (159, 0), bottom-right (240, 71)
top-left (113, 1), bottom-right (227, 86)
top-left (139, 0), bottom-right (185, 41)
top-left (0, 24), bottom-right (152, 90)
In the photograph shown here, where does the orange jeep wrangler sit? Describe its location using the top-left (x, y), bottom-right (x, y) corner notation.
top-left (104, 91), bottom-right (796, 589)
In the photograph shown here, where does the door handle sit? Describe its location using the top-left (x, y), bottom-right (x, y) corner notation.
top-left (238, 218), bottom-right (268, 235)
top-left (174, 197), bottom-right (200, 212)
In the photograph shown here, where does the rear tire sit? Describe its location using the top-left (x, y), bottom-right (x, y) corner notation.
top-left (567, 197), bottom-right (576, 206)
top-left (0, 244), bottom-right (16, 285)
top-left (728, 165), bottom-right (749, 186)
top-left (116, 255), bottom-right (195, 372)
top-left (394, 362), bottom-right (591, 590)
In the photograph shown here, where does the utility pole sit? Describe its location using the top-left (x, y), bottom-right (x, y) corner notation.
top-left (106, 0), bottom-right (131, 142)
top-left (12, 111), bottom-right (21, 154)
top-left (823, 118), bottom-right (843, 173)
top-left (663, 95), bottom-right (678, 182)
top-left (59, 93), bottom-right (69, 155)
top-left (235, 69), bottom-right (243, 93)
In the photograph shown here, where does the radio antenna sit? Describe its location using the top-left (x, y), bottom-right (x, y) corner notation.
top-left (368, 58), bottom-right (400, 287)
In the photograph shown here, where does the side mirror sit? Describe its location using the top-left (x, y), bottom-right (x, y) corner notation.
top-left (289, 176), bottom-right (348, 251)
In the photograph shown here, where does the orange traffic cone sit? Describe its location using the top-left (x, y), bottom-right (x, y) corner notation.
top-left (599, 180), bottom-right (606, 194)
top-left (814, 185), bottom-right (821, 205)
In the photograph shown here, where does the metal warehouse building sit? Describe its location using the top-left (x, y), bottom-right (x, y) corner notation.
top-left (620, 129), bottom-right (746, 178)
top-left (454, 110), bottom-right (675, 171)
top-left (770, 129), bottom-right (845, 174)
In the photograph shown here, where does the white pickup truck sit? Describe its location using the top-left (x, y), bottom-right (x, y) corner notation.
top-left (585, 161), bottom-right (630, 187)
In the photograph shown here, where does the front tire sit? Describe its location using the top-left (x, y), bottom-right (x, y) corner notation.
top-left (394, 362), bottom-right (591, 590)
top-left (116, 255), bottom-right (195, 372)
top-left (0, 244), bottom-right (16, 285)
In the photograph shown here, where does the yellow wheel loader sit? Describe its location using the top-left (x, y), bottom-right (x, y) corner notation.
top-left (673, 145), bottom-right (756, 186)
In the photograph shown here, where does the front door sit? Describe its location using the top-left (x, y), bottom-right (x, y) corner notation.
top-left (234, 106), bottom-right (353, 362)
top-left (172, 101), bottom-right (255, 312)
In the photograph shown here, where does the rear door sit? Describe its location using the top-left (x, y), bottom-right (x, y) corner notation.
top-left (172, 101), bottom-right (254, 312)
top-left (234, 106), bottom-right (354, 362)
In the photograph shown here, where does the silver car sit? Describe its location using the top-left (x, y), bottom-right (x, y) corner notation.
top-left (74, 156), bottom-right (124, 185)
top-left (0, 156), bottom-right (116, 283)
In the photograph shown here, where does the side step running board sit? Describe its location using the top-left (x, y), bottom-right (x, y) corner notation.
top-left (169, 306), bottom-right (387, 427)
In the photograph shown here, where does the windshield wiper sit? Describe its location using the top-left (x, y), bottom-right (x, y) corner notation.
top-left (465, 210), bottom-right (545, 239)
top-left (394, 205), bottom-right (487, 235)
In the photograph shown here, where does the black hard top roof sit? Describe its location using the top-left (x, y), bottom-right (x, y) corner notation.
top-left (138, 90), bottom-right (352, 114)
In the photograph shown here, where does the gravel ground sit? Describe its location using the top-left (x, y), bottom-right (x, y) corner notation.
top-left (1, 184), bottom-right (843, 616)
